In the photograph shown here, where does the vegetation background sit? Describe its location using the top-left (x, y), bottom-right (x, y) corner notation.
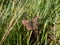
top-left (0, 0), bottom-right (60, 45)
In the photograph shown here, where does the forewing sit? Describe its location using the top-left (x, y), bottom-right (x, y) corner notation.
top-left (22, 20), bottom-right (32, 30)
top-left (22, 20), bottom-right (29, 26)
top-left (32, 16), bottom-right (39, 30)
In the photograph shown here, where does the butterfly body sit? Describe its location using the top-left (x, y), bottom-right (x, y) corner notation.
top-left (29, 21), bottom-right (33, 30)
top-left (22, 16), bottom-right (38, 30)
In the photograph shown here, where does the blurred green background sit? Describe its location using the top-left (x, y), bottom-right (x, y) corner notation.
top-left (0, 0), bottom-right (60, 45)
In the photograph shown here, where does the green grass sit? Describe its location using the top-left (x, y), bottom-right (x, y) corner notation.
top-left (0, 0), bottom-right (60, 45)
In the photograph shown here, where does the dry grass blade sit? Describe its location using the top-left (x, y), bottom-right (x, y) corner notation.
top-left (0, 0), bottom-right (28, 45)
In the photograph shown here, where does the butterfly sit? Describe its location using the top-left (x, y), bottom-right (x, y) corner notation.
top-left (22, 16), bottom-right (39, 30)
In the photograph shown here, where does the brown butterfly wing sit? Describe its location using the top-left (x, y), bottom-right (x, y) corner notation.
top-left (32, 16), bottom-right (39, 30)
top-left (22, 20), bottom-right (32, 30)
